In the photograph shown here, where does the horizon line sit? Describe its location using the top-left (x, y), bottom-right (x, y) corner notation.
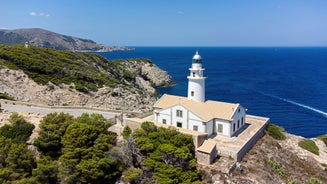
top-left (124, 45), bottom-right (327, 48)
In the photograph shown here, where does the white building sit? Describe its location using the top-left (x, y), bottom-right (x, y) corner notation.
top-left (153, 51), bottom-right (246, 137)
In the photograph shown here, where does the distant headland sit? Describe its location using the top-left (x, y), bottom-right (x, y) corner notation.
top-left (0, 28), bottom-right (134, 52)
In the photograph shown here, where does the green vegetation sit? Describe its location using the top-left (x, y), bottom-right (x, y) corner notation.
top-left (34, 113), bottom-right (121, 184)
top-left (0, 92), bottom-right (16, 101)
top-left (0, 44), bottom-right (151, 93)
top-left (307, 177), bottom-right (323, 184)
top-left (298, 139), bottom-right (319, 155)
top-left (132, 121), bottom-right (204, 184)
top-left (0, 114), bottom-right (36, 183)
top-left (33, 112), bottom-right (74, 158)
top-left (122, 167), bottom-right (143, 183)
top-left (122, 125), bottom-right (132, 140)
top-left (266, 123), bottom-right (286, 140)
top-left (0, 112), bottom-right (123, 183)
top-left (0, 113), bottom-right (35, 143)
top-left (0, 113), bottom-right (204, 183)
top-left (267, 159), bottom-right (286, 177)
top-left (111, 91), bottom-right (119, 97)
top-left (317, 134), bottom-right (327, 147)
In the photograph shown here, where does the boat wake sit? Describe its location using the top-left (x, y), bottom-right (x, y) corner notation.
top-left (259, 92), bottom-right (327, 118)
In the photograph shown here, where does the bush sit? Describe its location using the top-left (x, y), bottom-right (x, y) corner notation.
top-left (134, 122), bottom-right (202, 183)
top-left (298, 139), bottom-right (319, 155)
top-left (122, 167), bottom-right (143, 183)
top-left (111, 92), bottom-right (119, 97)
top-left (122, 126), bottom-right (132, 140)
top-left (0, 92), bottom-right (15, 101)
top-left (267, 159), bottom-right (286, 177)
top-left (317, 134), bottom-right (327, 147)
top-left (307, 177), bottom-right (323, 184)
top-left (0, 113), bottom-right (35, 143)
top-left (266, 123), bottom-right (286, 140)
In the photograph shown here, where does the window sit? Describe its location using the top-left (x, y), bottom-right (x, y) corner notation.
top-left (241, 117), bottom-right (244, 125)
top-left (238, 108), bottom-right (240, 113)
top-left (193, 125), bottom-right (198, 131)
top-left (176, 110), bottom-right (183, 117)
top-left (233, 123), bottom-right (235, 132)
top-left (191, 91), bottom-right (194, 96)
top-left (218, 124), bottom-right (223, 133)
top-left (192, 72), bottom-right (195, 77)
top-left (237, 120), bottom-right (240, 129)
top-left (177, 122), bottom-right (182, 128)
top-left (162, 119), bottom-right (166, 124)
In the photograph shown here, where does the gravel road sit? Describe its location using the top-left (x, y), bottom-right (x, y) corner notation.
top-left (1, 103), bottom-right (119, 119)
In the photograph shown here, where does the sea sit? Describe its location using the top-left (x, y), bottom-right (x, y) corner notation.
top-left (98, 47), bottom-right (327, 138)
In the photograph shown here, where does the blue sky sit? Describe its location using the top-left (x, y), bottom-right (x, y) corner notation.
top-left (1, 0), bottom-right (327, 46)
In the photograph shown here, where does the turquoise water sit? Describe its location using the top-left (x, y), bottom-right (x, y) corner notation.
top-left (99, 47), bottom-right (327, 138)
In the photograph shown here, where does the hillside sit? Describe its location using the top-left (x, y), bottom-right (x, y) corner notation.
top-left (199, 128), bottom-right (327, 183)
top-left (0, 28), bottom-right (132, 51)
top-left (0, 44), bottom-right (173, 112)
top-left (1, 109), bottom-right (326, 183)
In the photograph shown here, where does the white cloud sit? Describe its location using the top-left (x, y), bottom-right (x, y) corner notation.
top-left (29, 11), bottom-right (50, 17)
top-left (177, 10), bottom-right (184, 15)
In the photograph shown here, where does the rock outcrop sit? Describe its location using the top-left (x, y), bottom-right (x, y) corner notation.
top-left (0, 60), bottom-right (173, 112)
top-left (199, 133), bottom-right (327, 183)
top-left (116, 59), bottom-right (174, 93)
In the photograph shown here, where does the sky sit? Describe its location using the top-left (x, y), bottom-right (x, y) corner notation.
top-left (1, 0), bottom-right (327, 46)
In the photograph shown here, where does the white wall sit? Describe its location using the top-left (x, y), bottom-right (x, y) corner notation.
top-left (154, 104), bottom-right (248, 137)
top-left (155, 108), bottom-right (172, 125)
top-left (206, 120), bottom-right (214, 135)
top-left (188, 111), bottom-right (206, 133)
top-left (215, 119), bottom-right (231, 136)
top-left (171, 105), bottom-right (188, 128)
top-left (154, 105), bottom-right (210, 134)
top-left (187, 78), bottom-right (205, 102)
top-left (230, 105), bottom-right (246, 136)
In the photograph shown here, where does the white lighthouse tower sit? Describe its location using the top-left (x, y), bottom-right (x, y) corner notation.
top-left (187, 51), bottom-right (206, 102)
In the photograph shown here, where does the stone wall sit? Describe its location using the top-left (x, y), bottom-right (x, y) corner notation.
top-left (235, 120), bottom-right (268, 161)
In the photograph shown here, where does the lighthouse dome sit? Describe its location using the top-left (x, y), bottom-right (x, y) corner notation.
top-left (192, 51), bottom-right (202, 63)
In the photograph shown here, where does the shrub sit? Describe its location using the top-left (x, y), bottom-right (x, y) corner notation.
top-left (298, 139), bottom-right (319, 155)
top-left (0, 113), bottom-right (35, 143)
top-left (317, 134), bottom-right (327, 147)
top-left (267, 159), bottom-right (286, 177)
top-left (307, 177), bottom-right (323, 184)
top-left (266, 123), bottom-right (286, 140)
top-left (48, 85), bottom-right (55, 91)
top-left (122, 126), bottom-right (132, 140)
top-left (122, 167), bottom-right (143, 183)
top-left (111, 92), bottom-right (119, 97)
top-left (0, 92), bottom-right (15, 101)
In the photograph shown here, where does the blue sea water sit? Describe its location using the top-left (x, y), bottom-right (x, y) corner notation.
top-left (99, 47), bottom-right (327, 138)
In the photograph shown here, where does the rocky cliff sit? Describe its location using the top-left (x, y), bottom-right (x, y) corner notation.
top-left (0, 28), bottom-right (132, 52)
top-left (0, 67), bottom-right (171, 112)
top-left (0, 45), bottom-right (173, 112)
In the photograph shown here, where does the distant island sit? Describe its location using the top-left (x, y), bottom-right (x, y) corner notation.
top-left (0, 28), bottom-right (134, 52)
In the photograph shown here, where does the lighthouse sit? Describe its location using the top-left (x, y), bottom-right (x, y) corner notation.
top-left (187, 51), bottom-right (206, 102)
